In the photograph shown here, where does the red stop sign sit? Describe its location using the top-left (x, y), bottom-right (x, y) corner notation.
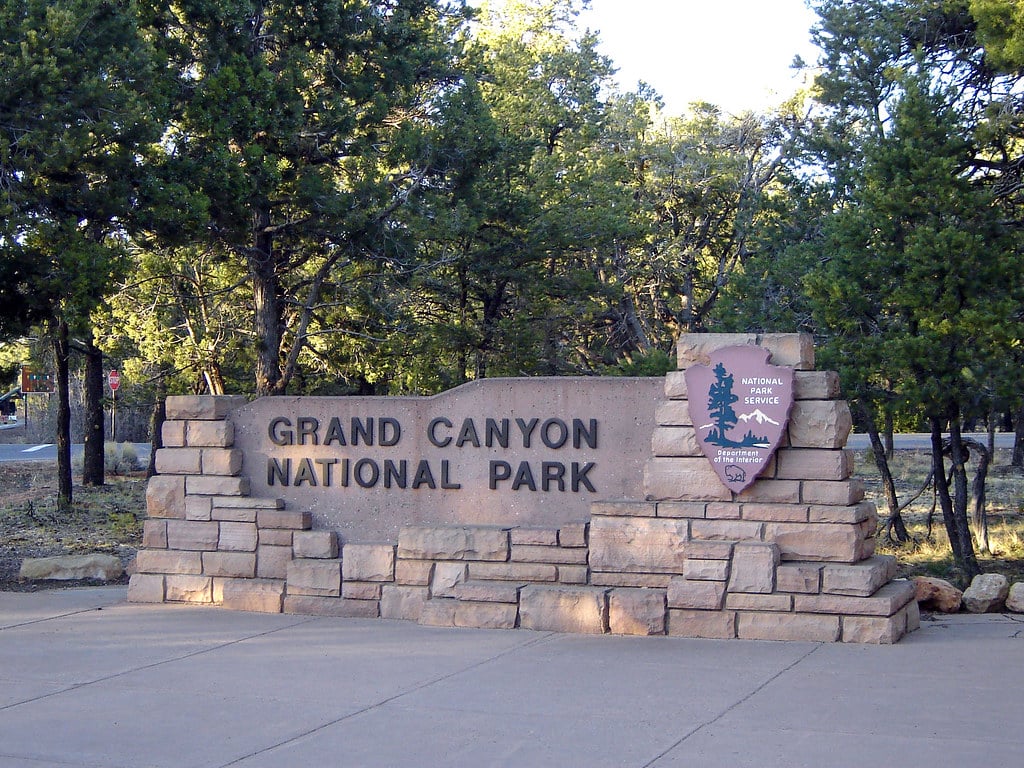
top-left (108, 370), bottom-right (121, 391)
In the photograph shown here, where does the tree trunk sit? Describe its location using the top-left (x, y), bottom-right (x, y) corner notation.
top-left (964, 437), bottom-right (991, 555)
top-left (883, 410), bottom-right (894, 460)
top-left (1013, 403), bottom-right (1024, 468)
top-left (53, 320), bottom-right (73, 512)
top-left (866, 419), bottom-right (910, 543)
top-left (82, 334), bottom-right (105, 486)
top-left (251, 206), bottom-right (281, 397)
top-left (930, 416), bottom-right (980, 581)
top-left (147, 374), bottom-right (167, 479)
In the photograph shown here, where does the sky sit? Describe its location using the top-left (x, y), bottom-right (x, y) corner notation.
top-left (578, 0), bottom-right (822, 114)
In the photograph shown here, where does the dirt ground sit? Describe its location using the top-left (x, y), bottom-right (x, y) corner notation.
top-left (0, 462), bottom-right (144, 591)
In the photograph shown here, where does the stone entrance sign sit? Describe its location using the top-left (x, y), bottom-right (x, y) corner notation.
top-left (132, 334), bottom-right (920, 644)
top-left (229, 378), bottom-right (664, 543)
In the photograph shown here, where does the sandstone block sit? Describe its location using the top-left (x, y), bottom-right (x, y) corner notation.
top-left (454, 601), bottom-right (519, 630)
top-left (259, 529), bottom-right (293, 547)
top-left (822, 555), bottom-right (897, 597)
top-left (469, 562), bottom-right (558, 582)
top-left (728, 542), bottom-right (780, 594)
top-left (651, 426), bottom-right (702, 457)
top-left (220, 578), bottom-right (284, 613)
top-left (725, 592), bottom-right (793, 612)
top-left (654, 401), bottom-right (692, 427)
top-left (801, 479), bottom-right (865, 506)
top-left (257, 509), bottom-right (312, 530)
top-left (210, 505), bottom-right (256, 523)
top-left (165, 574), bottom-right (213, 603)
top-left (664, 371), bottom-right (688, 399)
top-left (685, 540), bottom-right (736, 559)
top-left (512, 544), bottom-right (588, 565)
top-left (155, 448), bottom-right (202, 475)
top-left (905, 599), bottom-right (921, 632)
top-left (456, 580), bottom-right (523, 603)
top-left (398, 525), bottom-right (510, 562)
top-left (135, 549), bottom-right (203, 575)
top-left (841, 611), bottom-right (907, 644)
top-left (608, 589), bottom-right (666, 635)
top-left (395, 559), bottom-right (434, 586)
top-left (343, 581), bottom-right (383, 600)
top-left (287, 559), bottom-right (341, 597)
top-left (201, 448), bottom-right (244, 476)
top-left (219, 522), bottom-right (258, 552)
top-left (165, 395), bottom-right (245, 420)
top-left (704, 501), bottom-right (737, 520)
top-left (763, 522), bottom-right (862, 563)
top-left (788, 401), bottom-right (853, 449)
top-left (185, 496), bottom-right (213, 521)
top-left (256, 545), bottom-right (292, 580)
top-left (794, 579), bottom-right (916, 617)
top-left (18, 554), bottom-right (123, 581)
top-left (519, 585), bottom-right (609, 634)
top-left (146, 475), bottom-right (186, 519)
top-left (588, 516), bottom-right (688, 573)
top-left (667, 578), bottom-right (726, 610)
top-left (380, 585), bottom-right (429, 621)
top-left (283, 595), bottom-right (379, 618)
top-left (142, 520), bottom-right (168, 549)
top-left (756, 333), bottom-right (815, 369)
top-left (675, 333), bottom-right (757, 368)
top-left (217, 496), bottom-right (284, 510)
top-left (558, 522), bottom-right (588, 548)
top-left (736, 480), bottom-right (802, 505)
top-left (511, 527), bottom-right (559, 546)
top-left (128, 573), bottom-right (165, 603)
top-left (737, 611), bottom-right (840, 642)
top-left (558, 564), bottom-right (589, 584)
top-left (667, 609), bottom-right (737, 639)
top-left (962, 573), bottom-right (1010, 613)
top-left (739, 503), bottom-right (809, 523)
top-left (684, 558), bottom-right (730, 582)
top-left (342, 543), bottom-right (396, 582)
top-left (202, 551), bottom-right (256, 578)
top-left (808, 502), bottom-right (876, 525)
top-left (590, 500), bottom-right (656, 517)
top-left (418, 599), bottom-right (458, 627)
top-left (590, 572), bottom-right (672, 588)
top-left (430, 562), bottom-right (468, 598)
top-left (776, 563), bottom-right (824, 594)
top-left (185, 420), bottom-right (235, 447)
top-left (161, 420), bottom-right (187, 448)
top-left (775, 449), bottom-right (853, 481)
top-left (793, 370), bottom-right (841, 400)
top-left (292, 530), bottom-right (338, 559)
top-left (644, 458), bottom-right (732, 501)
top-left (166, 520), bottom-right (220, 551)
top-left (185, 475), bottom-right (250, 497)
top-left (657, 501), bottom-right (708, 519)
top-left (691, 519), bottom-right (763, 542)
top-left (1006, 582), bottom-right (1024, 613)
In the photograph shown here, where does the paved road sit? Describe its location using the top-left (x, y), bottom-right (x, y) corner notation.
top-left (0, 442), bottom-right (152, 464)
top-left (0, 587), bottom-right (1022, 768)
top-left (845, 432), bottom-right (1017, 450)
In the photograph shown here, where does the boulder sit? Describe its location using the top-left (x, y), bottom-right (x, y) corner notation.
top-left (912, 576), bottom-right (962, 613)
top-left (962, 573), bottom-right (1010, 613)
top-left (1005, 582), bottom-right (1024, 613)
top-left (19, 554), bottom-right (124, 582)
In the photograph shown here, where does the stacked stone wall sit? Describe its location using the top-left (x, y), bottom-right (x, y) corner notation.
top-left (129, 333), bottom-right (918, 643)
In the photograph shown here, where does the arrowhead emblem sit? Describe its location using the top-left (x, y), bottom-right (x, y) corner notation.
top-left (684, 345), bottom-right (794, 493)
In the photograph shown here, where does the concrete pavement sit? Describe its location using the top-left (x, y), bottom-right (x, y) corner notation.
top-left (1, 587), bottom-right (1022, 768)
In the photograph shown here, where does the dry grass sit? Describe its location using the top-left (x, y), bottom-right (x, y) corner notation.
top-left (859, 448), bottom-right (1024, 588)
top-left (0, 461), bottom-right (146, 588)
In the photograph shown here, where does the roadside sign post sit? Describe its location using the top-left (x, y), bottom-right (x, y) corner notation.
top-left (108, 370), bottom-right (121, 441)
